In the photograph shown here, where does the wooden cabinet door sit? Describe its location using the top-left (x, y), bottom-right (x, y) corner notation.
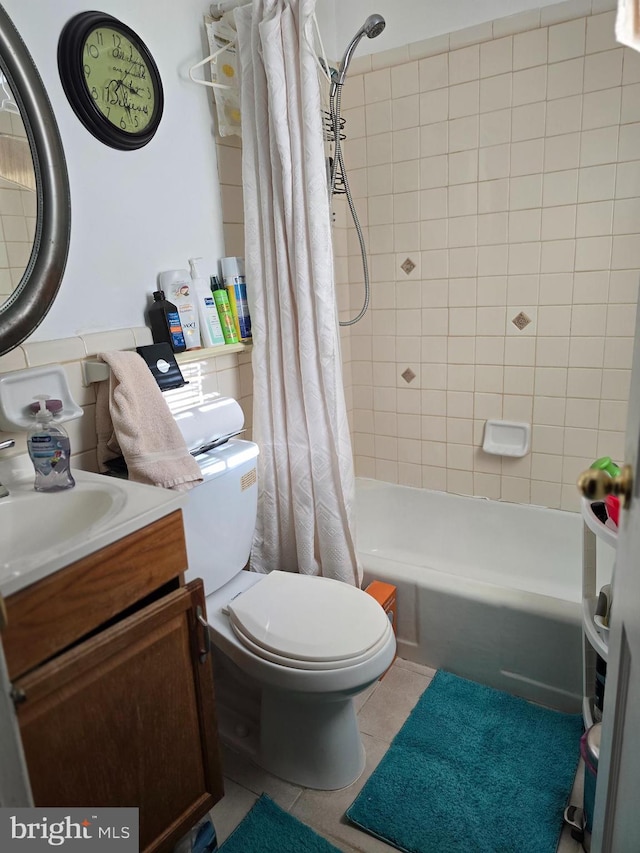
top-left (14, 579), bottom-right (223, 853)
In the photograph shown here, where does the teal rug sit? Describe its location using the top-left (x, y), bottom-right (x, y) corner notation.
top-left (218, 794), bottom-right (341, 853)
top-left (347, 670), bottom-right (583, 853)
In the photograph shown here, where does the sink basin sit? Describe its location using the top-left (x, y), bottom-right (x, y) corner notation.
top-left (0, 455), bottom-right (186, 597)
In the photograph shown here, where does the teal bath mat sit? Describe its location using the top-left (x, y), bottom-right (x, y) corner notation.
top-left (347, 670), bottom-right (583, 853)
top-left (218, 794), bottom-right (341, 853)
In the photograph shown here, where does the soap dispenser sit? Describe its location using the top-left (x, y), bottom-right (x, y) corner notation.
top-left (27, 396), bottom-right (75, 492)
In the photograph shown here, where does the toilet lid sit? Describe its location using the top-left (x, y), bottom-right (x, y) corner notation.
top-left (226, 571), bottom-right (390, 666)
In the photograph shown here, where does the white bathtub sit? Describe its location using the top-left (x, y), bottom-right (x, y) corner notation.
top-left (356, 478), bottom-right (615, 712)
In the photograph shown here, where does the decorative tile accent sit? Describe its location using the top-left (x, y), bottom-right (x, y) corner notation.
top-left (401, 257), bottom-right (416, 275)
top-left (401, 367), bottom-right (416, 384)
top-left (512, 311), bottom-right (532, 331)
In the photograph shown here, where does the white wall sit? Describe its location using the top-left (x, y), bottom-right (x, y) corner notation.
top-left (3, 0), bottom-right (224, 341)
top-left (316, 0), bottom-right (568, 60)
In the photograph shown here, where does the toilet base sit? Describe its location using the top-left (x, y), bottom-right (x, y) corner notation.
top-left (213, 651), bottom-right (367, 790)
top-left (260, 688), bottom-right (366, 790)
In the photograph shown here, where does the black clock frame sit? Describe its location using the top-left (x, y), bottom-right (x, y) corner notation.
top-left (58, 11), bottom-right (164, 151)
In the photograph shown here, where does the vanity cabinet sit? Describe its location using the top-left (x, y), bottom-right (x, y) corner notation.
top-left (2, 510), bottom-right (223, 853)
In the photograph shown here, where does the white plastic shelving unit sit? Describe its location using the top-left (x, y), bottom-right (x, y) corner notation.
top-left (581, 498), bottom-right (616, 729)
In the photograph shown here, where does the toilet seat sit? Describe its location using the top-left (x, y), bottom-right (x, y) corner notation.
top-left (226, 571), bottom-right (391, 671)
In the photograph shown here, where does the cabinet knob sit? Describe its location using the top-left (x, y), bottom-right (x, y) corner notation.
top-left (577, 463), bottom-right (633, 508)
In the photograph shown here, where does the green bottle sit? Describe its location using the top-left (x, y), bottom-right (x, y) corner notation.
top-left (210, 276), bottom-right (239, 344)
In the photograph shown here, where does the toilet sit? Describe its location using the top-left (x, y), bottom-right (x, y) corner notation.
top-left (177, 400), bottom-right (396, 790)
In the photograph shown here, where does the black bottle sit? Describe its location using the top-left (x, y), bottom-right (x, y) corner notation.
top-left (148, 290), bottom-right (187, 353)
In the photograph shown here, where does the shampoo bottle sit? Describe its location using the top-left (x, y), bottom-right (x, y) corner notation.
top-left (149, 290), bottom-right (187, 353)
top-left (158, 269), bottom-right (201, 350)
top-left (189, 257), bottom-right (225, 347)
top-left (27, 396), bottom-right (75, 492)
top-left (210, 276), bottom-right (239, 344)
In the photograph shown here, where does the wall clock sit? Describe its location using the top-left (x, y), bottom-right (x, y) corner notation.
top-left (58, 12), bottom-right (164, 150)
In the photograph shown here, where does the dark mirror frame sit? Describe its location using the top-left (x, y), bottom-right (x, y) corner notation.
top-left (0, 4), bottom-right (70, 357)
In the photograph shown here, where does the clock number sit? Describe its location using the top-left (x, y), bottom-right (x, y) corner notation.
top-left (147, 86), bottom-right (151, 100)
top-left (91, 86), bottom-right (98, 101)
top-left (120, 117), bottom-right (127, 130)
top-left (95, 30), bottom-right (103, 46)
top-left (87, 43), bottom-right (99, 59)
top-left (112, 32), bottom-right (121, 48)
top-left (83, 64), bottom-right (91, 78)
top-left (134, 115), bottom-right (139, 128)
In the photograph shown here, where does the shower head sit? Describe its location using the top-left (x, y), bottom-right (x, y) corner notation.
top-left (364, 14), bottom-right (386, 38)
top-left (336, 14), bottom-right (386, 85)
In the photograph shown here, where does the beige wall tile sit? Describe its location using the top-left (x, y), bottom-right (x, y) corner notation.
top-left (547, 57), bottom-right (584, 100)
top-left (513, 65), bottom-right (547, 106)
top-left (365, 68), bottom-right (391, 104)
top-left (514, 27), bottom-right (548, 70)
top-left (391, 61), bottom-right (419, 99)
top-left (419, 89), bottom-right (448, 125)
top-left (449, 45), bottom-right (480, 85)
top-left (584, 49), bottom-right (623, 94)
top-left (480, 36), bottom-right (513, 78)
top-left (548, 18), bottom-right (586, 64)
top-left (480, 74), bottom-right (512, 113)
top-left (511, 138), bottom-right (544, 176)
top-left (419, 54), bottom-right (448, 92)
top-left (580, 163), bottom-right (617, 202)
top-left (511, 102), bottom-right (546, 141)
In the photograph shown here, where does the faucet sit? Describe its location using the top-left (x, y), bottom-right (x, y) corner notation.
top-left (0, 438), bottom-right (15, 498)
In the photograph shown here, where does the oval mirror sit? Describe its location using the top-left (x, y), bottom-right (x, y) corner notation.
top-left (0, 5), bottom-right (70, 357)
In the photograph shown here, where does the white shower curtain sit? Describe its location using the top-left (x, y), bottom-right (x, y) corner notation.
top-left (235, 0), bottom-right (361, 586)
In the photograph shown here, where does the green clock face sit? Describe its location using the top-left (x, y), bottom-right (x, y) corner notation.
top-left (58, 12), bottom-right (164, 150)
top-left (82, 26), bottom-right (155, 134)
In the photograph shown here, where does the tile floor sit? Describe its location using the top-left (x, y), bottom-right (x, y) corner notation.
top-left (211, 658), bottom-right (586, 852)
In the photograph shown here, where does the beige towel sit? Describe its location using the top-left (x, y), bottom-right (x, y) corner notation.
top-left (617, 0), bottom-right (640, 49)
top-left (95, 351), bottom-right (202, 491)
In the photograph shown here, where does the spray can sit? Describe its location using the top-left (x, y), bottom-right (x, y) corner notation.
top-left (221, 256), bottom-right (252, 342)
top-left (210, 276), bottom-right (239, 344)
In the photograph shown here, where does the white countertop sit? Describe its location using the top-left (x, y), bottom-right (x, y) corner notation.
top-left (0, 454), bottom-right (186, 597)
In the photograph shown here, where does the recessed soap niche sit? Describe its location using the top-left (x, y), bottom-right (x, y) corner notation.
top-left (0, 365), bottom-right (83, 431)
top-left (482, 420), bottom-right (531, 458)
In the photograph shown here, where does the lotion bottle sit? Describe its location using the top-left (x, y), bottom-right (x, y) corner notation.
top-left (158, 269), bottom-right (201, 350)
top-left (27, 396), bottom-right (75, 492)
top-left (189, 258), bottom-right (225, 347)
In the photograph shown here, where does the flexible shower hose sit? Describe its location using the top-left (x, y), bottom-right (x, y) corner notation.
top-left (330, 82), bottom-right (370, 327)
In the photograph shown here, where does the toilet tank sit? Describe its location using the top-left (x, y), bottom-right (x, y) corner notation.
top-left (182, 438), bottom-right (259, 592)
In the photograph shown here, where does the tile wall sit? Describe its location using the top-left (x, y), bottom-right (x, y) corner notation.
top-left (0, 328), bottom-right (253, 471)
top-left (0, 108), bottom-right (36, 301)
top-left (334, 0), bottom-right (640, 510)
top-left (216, 134), bottom-right (245, 259)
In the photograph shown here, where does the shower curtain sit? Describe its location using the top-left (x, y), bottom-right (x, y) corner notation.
top-left (235, 0), bottom-right (361, 586)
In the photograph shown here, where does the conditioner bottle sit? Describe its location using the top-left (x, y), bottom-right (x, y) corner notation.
top-left (190, 258), bottom-right (225, 347)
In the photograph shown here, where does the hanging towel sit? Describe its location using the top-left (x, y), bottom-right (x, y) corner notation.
top-left (95, 350), bottom-right (202, 491)
top-left (616, 0), bottom-right (640, 50)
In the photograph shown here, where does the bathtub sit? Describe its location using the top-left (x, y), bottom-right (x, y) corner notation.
top-left (356, 478), bottom-right (615, 712)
